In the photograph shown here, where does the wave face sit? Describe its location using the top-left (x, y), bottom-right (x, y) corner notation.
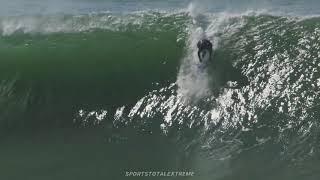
top-left (0, 12), bottom-right (188, 128)
top-left (1, 8), bottom-right (320, 180)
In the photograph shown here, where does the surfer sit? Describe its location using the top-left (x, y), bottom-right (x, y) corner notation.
top-left (197, 38), bottom-right (249, 89)
top-left (197, 39), bottom-right (213, 63)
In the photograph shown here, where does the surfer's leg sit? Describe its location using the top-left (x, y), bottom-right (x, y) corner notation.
top-left (198, 51), bottom-right (202, 62)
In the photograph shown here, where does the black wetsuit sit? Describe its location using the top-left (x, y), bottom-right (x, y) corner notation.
top-left (197, 39), bottom-right (213, 62)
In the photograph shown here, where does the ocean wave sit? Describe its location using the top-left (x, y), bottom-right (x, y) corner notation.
top-left (0, 11), bottom-right (189, 36)
top-left (1, 8), bottom-right (320, 179)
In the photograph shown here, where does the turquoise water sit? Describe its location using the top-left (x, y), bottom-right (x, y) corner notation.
top-left (1, 1), bottom-right (320, 180)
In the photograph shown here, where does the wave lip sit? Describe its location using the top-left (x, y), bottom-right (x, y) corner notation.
top-left (0, 11), bottom-right (189, 36)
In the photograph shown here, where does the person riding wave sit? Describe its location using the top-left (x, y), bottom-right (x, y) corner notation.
top-left (197, 39), bottom-right (213, 63)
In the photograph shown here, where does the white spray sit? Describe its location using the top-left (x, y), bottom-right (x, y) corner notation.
top-left (177, 2), bottom-right (245, 101)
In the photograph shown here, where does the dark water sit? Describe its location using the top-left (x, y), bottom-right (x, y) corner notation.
top-left (1, 1), bottom-right (320, 180)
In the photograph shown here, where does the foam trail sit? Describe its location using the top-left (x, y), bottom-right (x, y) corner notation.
top-left (176, 5), bottom-right (210, 100)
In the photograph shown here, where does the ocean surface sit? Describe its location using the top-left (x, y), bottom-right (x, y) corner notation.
top-left (1, 0), bottom-right (320, 179)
